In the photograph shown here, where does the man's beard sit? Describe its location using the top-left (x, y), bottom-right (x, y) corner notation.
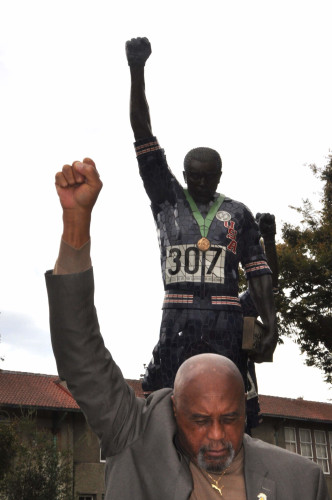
top-left (197, 441), bottom-right (235, 474)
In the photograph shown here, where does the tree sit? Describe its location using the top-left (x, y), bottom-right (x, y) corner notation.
top-left (276, 155), bottom-right (332, 383)
top-left (0, 417), bottom-right (16, 482)
top-left (0, 413), bottom-right (72, 500)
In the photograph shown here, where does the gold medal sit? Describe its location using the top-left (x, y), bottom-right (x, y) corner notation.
top-left (197, 237), bottom-right (210, 251)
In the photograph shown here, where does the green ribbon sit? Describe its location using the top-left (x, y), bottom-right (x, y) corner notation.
top-left (183, 189), bottom-right (226, 238)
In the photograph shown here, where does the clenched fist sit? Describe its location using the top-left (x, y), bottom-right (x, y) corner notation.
top-left (126, 37), bottom-right (152, 67)
top-left (55, 158), bottom-right (103, 247)
top-left (55, 158), bottom-right (102, 213)
top-left (256, 212), bottom-right (276, 240)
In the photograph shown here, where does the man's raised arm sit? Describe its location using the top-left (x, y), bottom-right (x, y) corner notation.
top-left (52, 158), bottom-right (102, 274)
top-left (46, 159), bottom-right (148, 458)
top-left (126, 37), bottom-right (153, 140)
top-left (55, 158), bottom-right (102, 251)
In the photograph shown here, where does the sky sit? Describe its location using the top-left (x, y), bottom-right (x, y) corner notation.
top-left (0, 0), bottom-right (331, 403)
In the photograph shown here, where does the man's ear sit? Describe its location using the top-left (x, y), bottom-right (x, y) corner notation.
top-left (183, 171), bottom-right (187, 184)
top-left (171, 395), bottom-right (177, 418)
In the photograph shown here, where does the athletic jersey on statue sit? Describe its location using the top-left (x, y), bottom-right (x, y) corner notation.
top-left (135, 136), bottom-right (271, 311)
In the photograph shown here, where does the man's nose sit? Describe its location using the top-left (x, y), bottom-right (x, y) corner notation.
top-left (199, 176), bottom-right (206, 186)
top-left (207, 420), bottom-right (225, 441)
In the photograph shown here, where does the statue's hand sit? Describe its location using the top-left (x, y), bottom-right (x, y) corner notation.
top-left (126, 37), bottom-right (152, 66)
top-left (256, 212), bottom-right (276, 238)
top-left (249, 318), bottom-right (278, 363)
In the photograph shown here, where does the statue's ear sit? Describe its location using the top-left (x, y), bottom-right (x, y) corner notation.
top-left (183, 171), bottom-right (187, 183)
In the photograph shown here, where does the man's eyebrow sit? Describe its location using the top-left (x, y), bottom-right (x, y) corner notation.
top-left (190, 413), bottom-right (210, 419)
top-left (190, 411), bottom-right (240, 419)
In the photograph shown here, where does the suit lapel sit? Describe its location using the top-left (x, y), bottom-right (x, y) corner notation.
top-left (243, 434), bottom-right (276, 500)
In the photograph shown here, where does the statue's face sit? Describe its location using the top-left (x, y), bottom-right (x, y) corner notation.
top-left (183, 159), bottom-right (221, 204)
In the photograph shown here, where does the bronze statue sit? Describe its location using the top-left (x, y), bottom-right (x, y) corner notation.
top-left (126, 37), bottom-right (277, 429)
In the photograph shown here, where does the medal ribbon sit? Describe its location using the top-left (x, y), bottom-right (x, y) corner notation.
top-left (183, 189), bottom-right (226, 238)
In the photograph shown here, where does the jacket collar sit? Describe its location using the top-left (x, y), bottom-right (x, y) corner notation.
top-left (243, 434), bottom-right (276, 500)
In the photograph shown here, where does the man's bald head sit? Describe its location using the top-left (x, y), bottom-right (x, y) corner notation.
top-left (171, 354), bottom-right (246, 473)
top-left (173, 353), bottom-right (245, 406)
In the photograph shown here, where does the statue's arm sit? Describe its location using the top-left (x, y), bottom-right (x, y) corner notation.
top-left (257, 213), bottom-right (279, 293)
top-left (126, 37), bottom-right (153, 140)
top-left (248, 274), bottom-right (278, 362)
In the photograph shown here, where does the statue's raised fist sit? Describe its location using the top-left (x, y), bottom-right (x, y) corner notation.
top-left (126, 37), bottom-right (152, 66)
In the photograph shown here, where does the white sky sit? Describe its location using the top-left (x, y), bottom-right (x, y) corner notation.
top-left (0, 0), bottom-right (331, 403)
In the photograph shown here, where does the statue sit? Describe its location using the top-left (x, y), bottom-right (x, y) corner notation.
top-left (241, 212), bottom-right (279, 428)
top-left (126, 37), bottom-right (278, 429)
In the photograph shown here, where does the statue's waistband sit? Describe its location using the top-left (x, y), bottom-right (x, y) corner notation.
top-left (162, 291), bottom-right (241, 311)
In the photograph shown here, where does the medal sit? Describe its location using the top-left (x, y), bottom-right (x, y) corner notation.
top-left (197, 237), bottom-right (211, 251)
top-left (183, 190), bottom-right (226, 251)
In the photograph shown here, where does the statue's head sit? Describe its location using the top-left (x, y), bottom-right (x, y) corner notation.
top-left (183, 147), bottom-right (222, 204)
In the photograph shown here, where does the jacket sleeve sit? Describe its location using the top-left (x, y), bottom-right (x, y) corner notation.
top-left (45, 268), bottom-right (146, 458)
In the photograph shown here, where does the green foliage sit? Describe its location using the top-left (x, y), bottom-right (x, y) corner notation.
top-left (277, 156), bottom-right (332, 383)
top-left (238, 267), bottom-right (247, 294)
top-left (0, 419), bottom-right (16, 481)
top-left (0, 413), bottom-right (72, 500)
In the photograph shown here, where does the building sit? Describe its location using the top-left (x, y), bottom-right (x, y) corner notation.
top-left (252, 393), bottom-right (332, 493)
top-left (1, 370), bottom-right (331, 499)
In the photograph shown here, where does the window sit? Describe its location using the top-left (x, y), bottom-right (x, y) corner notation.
top-left (78, 496), bottom-right (95, 500)
top-left (284, 427), bottom-right (297, 453)
top-left (299, 428), bottom-right (313, 460)
top-left (285, 427), bottom-right (331, 473)
top-left (315, 430), bottom-right (330, 474)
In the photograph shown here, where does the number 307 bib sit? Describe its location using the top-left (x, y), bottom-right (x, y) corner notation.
top-left (165, 244), bottom-right (226, 284)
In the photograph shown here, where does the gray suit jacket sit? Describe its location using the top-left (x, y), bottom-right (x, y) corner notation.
top-left (45, 268), bottom-right (329, 500)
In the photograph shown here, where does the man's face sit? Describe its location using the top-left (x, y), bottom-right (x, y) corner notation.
top-left (183, 159), bottom-right (222, 204)
top-left (172, 377), bottom-right (245, 473)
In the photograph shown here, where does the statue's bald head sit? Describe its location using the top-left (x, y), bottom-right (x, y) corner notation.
top-left (171, 354), bottom-right (246, 473)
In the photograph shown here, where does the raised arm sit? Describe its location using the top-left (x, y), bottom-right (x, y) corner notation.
top-left (126, 37), bottom-right (153, 140)
top-left (55, 158), bottom-right (102, 248)
top-left (47, 159), bottom-right (148, 457)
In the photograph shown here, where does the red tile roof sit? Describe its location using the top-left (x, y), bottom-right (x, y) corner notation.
top-left (0, 370), bottom-right (79, 411)
top-left (0, 371), bottom-right (146, 411)
top-left (1, 371), bottom-right (331, 424)
top-left (259, 394), bottom-right (332, 423)
top-left (126, 378), bottom-right (145, 398)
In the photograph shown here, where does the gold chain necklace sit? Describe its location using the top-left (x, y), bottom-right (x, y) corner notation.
top-left (205, 469), bottom-right (227, 496)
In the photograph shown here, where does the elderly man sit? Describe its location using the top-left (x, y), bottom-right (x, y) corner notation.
top-left (126, 37), bottom-right (277, 401)
top-left (46, 159), bottom-right (329, 500)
